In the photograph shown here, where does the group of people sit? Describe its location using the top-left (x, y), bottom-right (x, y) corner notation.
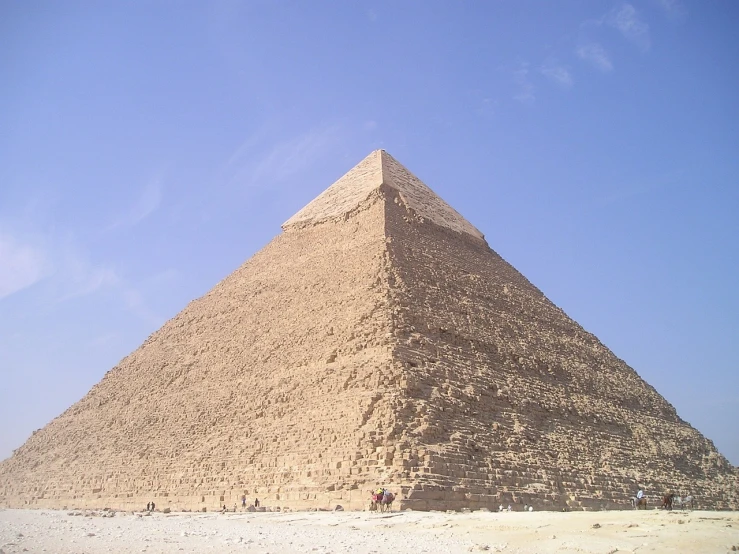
top-left (221, 497), bottom-right (261, 513)
top-left (146, 487), bottom-right (680, 512)
top-left (498, 504), bottom-right (534, 512)
top-left (239, 495), bottom-right (259, 509)
top-left (634, 488), bottom-right (692, 510)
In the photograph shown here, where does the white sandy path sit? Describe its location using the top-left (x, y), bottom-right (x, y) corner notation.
top-left (1, 508), bottom-right (738, 554)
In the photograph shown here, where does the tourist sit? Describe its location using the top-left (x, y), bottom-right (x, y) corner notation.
top-left (241, 495), bottom-right (246, 509)
top-left (146, 502), bottom-right (151, 512)
top-left (254, 498), bottom-right (260, 508)
top-left (151, 501), bottom-right (155, 511)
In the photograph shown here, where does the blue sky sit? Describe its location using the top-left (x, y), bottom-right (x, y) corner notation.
top-left (1, 1), bottom-right (737, 465)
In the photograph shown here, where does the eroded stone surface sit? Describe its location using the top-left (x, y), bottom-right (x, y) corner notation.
top-left (0, 152), bottom-right (736, 513)
top-left (382, 188), bottom-right (737, 510)
top-left (283, 150), bottom-right (484, 241)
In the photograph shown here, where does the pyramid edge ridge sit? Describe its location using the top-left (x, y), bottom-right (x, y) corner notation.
top-left (378, 151), bottom-right (486, 242)
top-left (282, 150), bottom-right (385, 230)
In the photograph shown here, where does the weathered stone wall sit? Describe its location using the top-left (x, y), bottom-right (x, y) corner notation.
top-left (0, 193), bottom-right (407, 512)
top-left (1, 151), bottom-right (736, 512)
top-left (382, 187), bottom-right (738, 510)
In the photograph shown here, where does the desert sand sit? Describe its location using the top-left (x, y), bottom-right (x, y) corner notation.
top-left (1, 507), bottom-right (737, 554)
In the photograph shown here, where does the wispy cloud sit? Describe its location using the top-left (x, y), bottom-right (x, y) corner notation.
top-left (0, 226), bottom-right (156, 328)
top-left (53, 243), bottom-right (163, 325)
top-left (512, 64), bottom-right (535, 102)
top-left (57, 266), bottom-right (120, 302)
top-left (225, 124), bottom-right (344, 190)
top-left (252, 126), bottom-right (341, 185)
top-left (130, 179), bottom-right (163, 224)
top-left (107, 178), bottom-right (163, 230)
top-left (655, 0), bottom-right (686, 19)
top-left (122, 287), bottom-right (161, 327)
top-left (122, 269), bottom-right (178, 326)
top-left (1, 197), bottom-right (166, 329)
top-left (466, 88), bottom-right (497, 119)
top-left (576, 43), bottom-right (613, 72)
top-left (0, 234), bottom-right (50, 300)
top-left (607, 4), bottom-right (651, 51)
top-left (540, 62), bottom-right (574, 88)
top-left (656, 0), bottom-right (679, 12)
top-left (54, 240), bottom-right (120, 302)
top-left (477, 97), bottom-right (497, 118)
top-left (575, 3), bottom-right (651, 73)
top-left (87, 332), bottom-right (121, 348)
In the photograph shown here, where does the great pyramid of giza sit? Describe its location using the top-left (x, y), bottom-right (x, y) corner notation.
top-left (1, 150), bottom-right (737, 512)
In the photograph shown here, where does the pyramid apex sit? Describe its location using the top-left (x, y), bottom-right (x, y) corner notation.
top-left (283, 151), bottom-right (485, 241)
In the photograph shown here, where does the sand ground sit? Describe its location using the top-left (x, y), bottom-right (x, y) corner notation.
top-left (1, 507), bottom-right (737, 554)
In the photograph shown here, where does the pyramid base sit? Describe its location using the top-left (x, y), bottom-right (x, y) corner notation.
top-left (2, 482), bottom-right (677, 513)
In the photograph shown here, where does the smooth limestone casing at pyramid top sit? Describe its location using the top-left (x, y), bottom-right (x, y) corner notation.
top-left (1, 150), bottom-right (737, 512)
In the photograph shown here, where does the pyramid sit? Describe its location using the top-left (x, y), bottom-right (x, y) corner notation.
top-left (1, 150), bottom-right (736, 512)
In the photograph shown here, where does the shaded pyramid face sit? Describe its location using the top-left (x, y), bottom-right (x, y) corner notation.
top-left (1, 150), bottom-right (736, 512)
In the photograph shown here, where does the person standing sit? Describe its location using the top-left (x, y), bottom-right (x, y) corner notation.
top-left (254, 498), bottom-right (260, 508)
top-left (242, 495), bottom-right (246, 509)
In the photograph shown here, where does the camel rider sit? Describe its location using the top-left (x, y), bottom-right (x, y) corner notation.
top-left (637, 489), bottom-right (644, 500)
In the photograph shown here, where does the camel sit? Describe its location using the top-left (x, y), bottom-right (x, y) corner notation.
top-left (380, 492), bottom-right (395, 512)
top-left (661, 493), bottom-right (675, 510)
top-left (369, 491), bottom-right (395, 512)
